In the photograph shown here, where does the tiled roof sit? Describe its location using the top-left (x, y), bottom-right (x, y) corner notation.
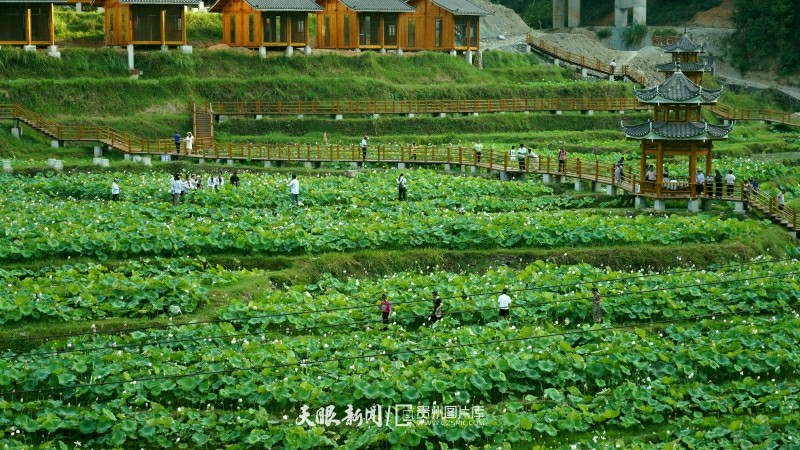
top-left (661, 31), bottom-right (703, 53)
top-left (247, 0), bottom-right (321, 10)
top-left (622, 120), bottom-right (733, 140)
top-left (119, 0), bottom-right (199, 4)
top-left (634, 71), bottom-right (722, 104)
top-left (431, 0), bottom-right (489, 15)
top-left (209, 0), bottom-right (321, 11)
top-left (656, 62), bottom-right (707, 72)
top-left (340, 0), bottom-right (414, 12)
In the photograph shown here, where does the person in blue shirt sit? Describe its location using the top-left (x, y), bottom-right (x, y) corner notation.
top-left (173, 132), bottom-right (181, 153)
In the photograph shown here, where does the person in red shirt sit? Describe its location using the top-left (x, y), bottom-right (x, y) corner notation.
top-left (380, 294), bottom-right (392, 324)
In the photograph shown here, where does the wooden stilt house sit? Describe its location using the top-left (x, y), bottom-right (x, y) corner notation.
top-left (402, 0), bottom-right (488, 52)
top-left (0, 0), bottom-right (64, 47)
top-left (100, 0), bottom-right (198, 47)
top-left (209, 0), bottom-right (321, 48)
top-left (315, 0), bottom-right (414, 50)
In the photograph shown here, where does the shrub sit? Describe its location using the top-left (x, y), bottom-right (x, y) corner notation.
top-left (596, 28), bottom-right (612, 39)
top-left (622, 22), bottom-right (648, 48)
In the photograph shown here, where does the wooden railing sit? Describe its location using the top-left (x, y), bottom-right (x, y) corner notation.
top-left (525, 33), bottom-right (648, 86)
top-left (211, 98), bottom-right (646, 116)
top-left (710, 104), bottom-right (800, 127)
top-left (749, 188), bottom-right (798, 231)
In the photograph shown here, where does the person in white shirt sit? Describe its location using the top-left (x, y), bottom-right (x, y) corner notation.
top-left (529, 149), bottom-right (539, 169)
top-left (517, 144), bottom-right (527, 170)
top-left (111, 178), bottom-right (120, 201)
top-left (725, 170), bottom-right (736, 196)
top-left (509, 146), bottom-right (516, 167)
top-left (473, 140), bottom-right (483, 163)
top-left (215, 173), bottom-right (224, 189)
top-left (695, 170), bottom-right (705, 196)
top-left (360, 135), bottom-right (369, 160)
top-left (777, 189), bottom-right (785, 211)
top-left (498, 288), bottom-right (511, 320)
top-left (185, 132), bottom-right (194, 155)
top-left (288, 174), bottom-right (300, 205)
top-left (170, 174), bottom-right (182, 206)
top-left (397, 173), bottom-right (407, 201)
top-left (207, 174), bottom-right (217, 191)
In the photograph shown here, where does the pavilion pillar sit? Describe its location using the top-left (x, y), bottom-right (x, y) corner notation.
top-left (655, 145), bottom-right (663, 197)
top-left (640, 144), bottom-right (646, 191)
top-left (706, 147), bottom-right (713, 175)
top-left (160, 7), bottom-right (166, 49)
top-left (25, 6), bottom-right (32, 46)
top-left (688, 145), bottom-right (697, 197)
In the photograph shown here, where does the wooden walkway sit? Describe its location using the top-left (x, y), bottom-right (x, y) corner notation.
top-left (1, 102), bottom-right (796, 233)
top-left (525, 33), bottom-right (648, 85)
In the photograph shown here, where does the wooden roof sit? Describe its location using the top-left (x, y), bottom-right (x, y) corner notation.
top-left (634, 70), bottom-right (722, 104)
top-left (661, 31), bottom-right (703, 53)
top-left (622, 120), bottom-right (732, 140)
top-left (338, 0), bottom-right (414, 12)
top-left (209, 0), bottom-right (321, 11)
top-left (430, 0), bottom-right (489, 16)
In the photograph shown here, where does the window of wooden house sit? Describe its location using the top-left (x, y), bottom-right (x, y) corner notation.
top-left (0, 5), bottom-right (25, 42)
top-left (121, 8), bottom-right (126, 42)
top-left (263, 14), bottom-right (285, 43)
top-left (292, 15), bottom-right (305, 43)
top-left (29, 6), bottom-right (50, 42)
top-left (342, 15), bottom-right (349, 47)
top-left (434, 17), bottom-right (442, 48)
top-left (229, 14), bottom-right (236, 43)
top-left (133, 5), bottom-right (162, 42)
top-left (469, 17), bottom-right (477, 47)
top-left (359, 14), bottom-right (377, 46)
top-left (406, 18), bottom-right (416, 48)
top-left (248, 14), bottom-right (254, 43)
top-left (324, 15), bottom-right (331, 46)
top-left (384, 14), bottom-right (397, 46)
top-left (454, 17), bottom-right (466, 47)
top-left (165, 6), bottom-right (183, 42)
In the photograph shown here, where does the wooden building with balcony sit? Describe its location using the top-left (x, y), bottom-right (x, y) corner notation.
top-left (209, 0), bottom-right (321, 49)
top-left (315, 0), bottom-right (414, 51)
top-left (100, 0), bottom-right (199, 47)
top-left (402, 0), bottom-right (488, 52)
top-left (0, 0), bottom-right (64, 47)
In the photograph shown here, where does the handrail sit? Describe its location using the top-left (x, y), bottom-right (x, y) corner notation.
top-left (525, 33), bottom-right (647, 86)
top-left (710, 105), bottom-right (800, 127)
top-left (209, 98), bottom-right (646, 116)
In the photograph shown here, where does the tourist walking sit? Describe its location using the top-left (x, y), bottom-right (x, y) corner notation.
top-left (429, 291), bottom-right (443, 325)
top-left (592, 287), bottom-right (602, 323)
top-left (558, 148), bottom-right (566, 173)
top-left (380, 294), bottom-right (392, 325)
top-left (751, 178), bottom-right (759, 193)
top-left (361, 135), bottom-right (369, 160)
top-left (725, 170), bottom-right (736, 196)
top-left (173, 131), bottom-right (181, 153)
top-left (397, 173), bottom-right (407, 201)
top-left (185, 131), bottom-right (194, 154)
top-left (777, 188), bottom-right (785, 211)
top-left (170, 174), bottom-right (182, 206)
top-left (497, 288), bottom-right (511, 320)
top-left (111, 177), bottom-right (120, 201)
top-left (695, 170), bottom-right (705, 196)
top-left (288, 174), bottom-right (300, 205)
top-left (473, 140), bottom-right (483, 163)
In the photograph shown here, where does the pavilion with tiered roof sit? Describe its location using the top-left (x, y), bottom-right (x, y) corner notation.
top-left (622, 58), bottom-right (733, 209)
top-left (655, 30), bottom-right (709, 84)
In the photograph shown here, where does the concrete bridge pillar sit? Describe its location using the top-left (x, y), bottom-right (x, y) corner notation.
top-left (499, 171), bottom-right (510, 181)
top-left (702, 198), bottom-right (713, 211)
top-left (567, 0), bottom-right (580, 27)
top-left (574, 180), bottom-right (583, 191)
top-left (615, 0), bottom-right (647, 27)
top-left (734, 201), bottom-right (746, 214)
top-left (607, 185), bottom-right (617, 196)
top-left (592, 181), bottom-right (603, 192)
top-left (653, 199), bottom-right (666, 211)
top-left (552, 0), bottom-right (566, 29)
top-left (542, 174), bottom-right (553, 184)
top-left (635, 196), bottom-right (647, 209)
top-left (687, 199), bottom-right (700, 212)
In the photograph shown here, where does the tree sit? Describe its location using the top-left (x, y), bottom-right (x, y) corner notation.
top-left (730, 0), bottom-right (800, 75)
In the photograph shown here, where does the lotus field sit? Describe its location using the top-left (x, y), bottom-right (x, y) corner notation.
top-left (0, 168), bottom-right (798, 449)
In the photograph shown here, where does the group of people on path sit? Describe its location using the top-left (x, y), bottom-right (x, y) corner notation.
top-left (168, 171), bottom-right (239, 205)
top-left (378, 287), bottom-right (605, 326)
